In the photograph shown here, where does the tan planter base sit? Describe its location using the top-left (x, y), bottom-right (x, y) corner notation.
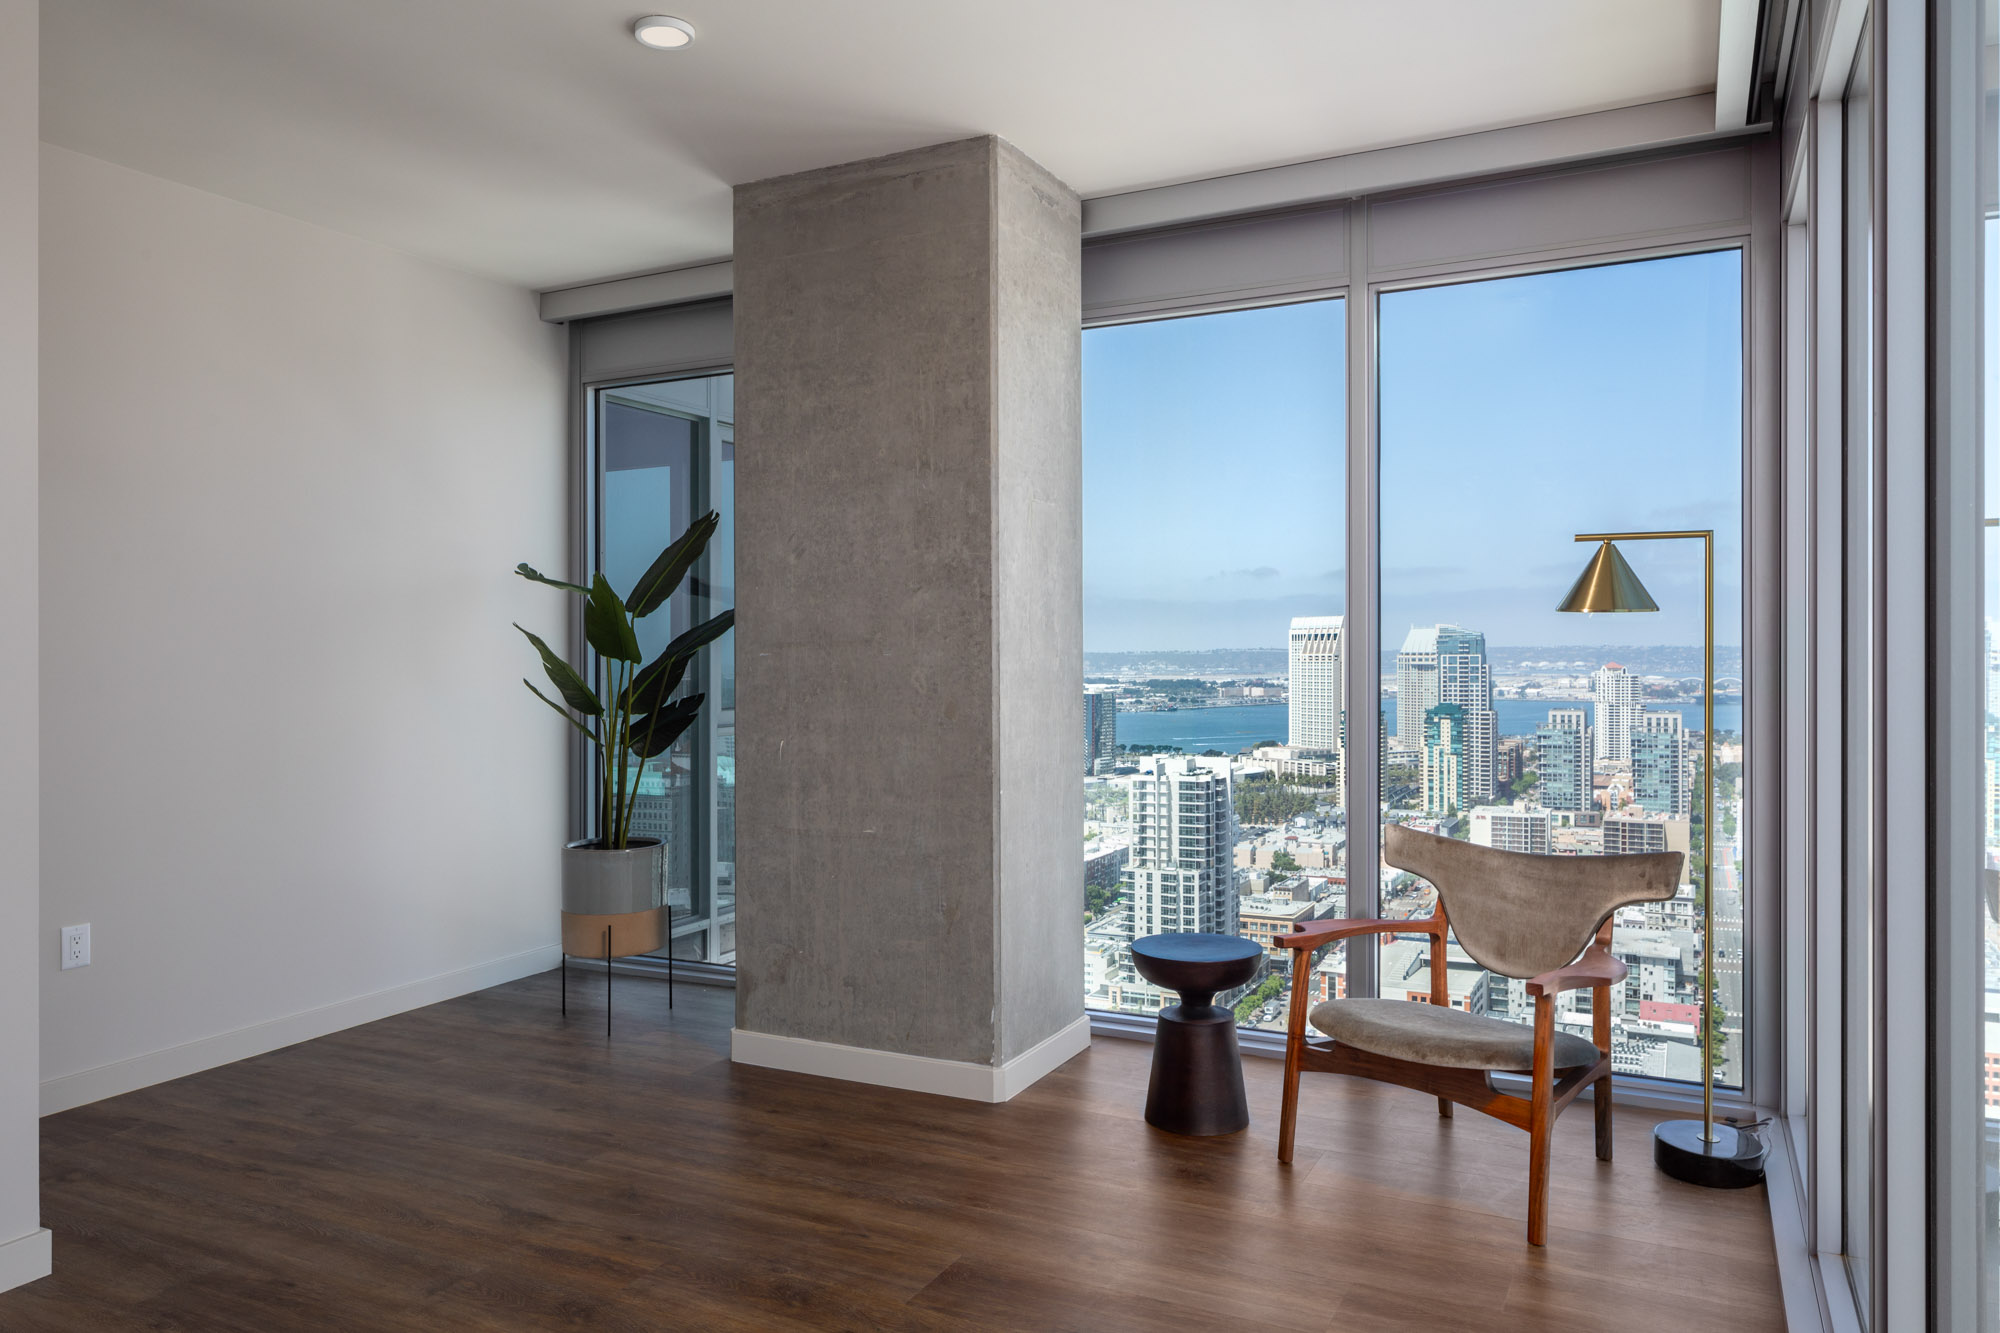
top-left (561, 905), bottom-right (667, 959)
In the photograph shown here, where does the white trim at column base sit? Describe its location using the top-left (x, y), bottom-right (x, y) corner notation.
top-left (0, 1227), bottom-right (52, 1295)
top-left (731, 1015), bottom-right (1092, 1103)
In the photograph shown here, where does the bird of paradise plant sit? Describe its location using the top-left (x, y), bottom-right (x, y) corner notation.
top-left (514, 511), bottom-right (734, 850)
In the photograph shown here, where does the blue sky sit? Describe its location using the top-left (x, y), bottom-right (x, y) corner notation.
top-left (1083, 249), bottom-right (1745, 652)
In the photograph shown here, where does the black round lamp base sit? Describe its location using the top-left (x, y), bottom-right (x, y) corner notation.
top-left (1654, 1119), bottom-right (1767, 1189)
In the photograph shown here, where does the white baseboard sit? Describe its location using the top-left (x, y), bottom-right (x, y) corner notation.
top-left (995, 1015), bottom-right (1095, 1100)
top-left (730, 1014), bottom-right (1092, 1103)
top-left (0, 1227), bottom-right (51, 1295)
top-left (40, 945), bottom-right (561, 1116)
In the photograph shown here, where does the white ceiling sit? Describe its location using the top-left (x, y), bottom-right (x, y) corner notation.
top-left (41, 1), bottom-right (1723, 290)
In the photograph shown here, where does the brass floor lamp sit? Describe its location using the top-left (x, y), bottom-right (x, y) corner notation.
top-left (1558, 530), bottom-right (1765, 1188)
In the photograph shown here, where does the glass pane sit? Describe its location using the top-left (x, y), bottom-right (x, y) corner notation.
top-left (595, 372), bottom-right (735, 964)
top-left (709, 422), bottom-right (736, 961)
top-left (1377, 251), bottom-right (1746, 1089)
top-left (1081, 299), bottom-right (1347, 1028)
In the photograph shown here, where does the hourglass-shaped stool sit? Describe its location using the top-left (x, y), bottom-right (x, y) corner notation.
top-left (1130, 933), bottom-right (1264, 1136)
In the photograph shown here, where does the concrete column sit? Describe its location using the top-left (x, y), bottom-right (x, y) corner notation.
top-left (0, 0), bottom-right (48, 1295)
top-left (732, 137), bottom-right (1086, 1101)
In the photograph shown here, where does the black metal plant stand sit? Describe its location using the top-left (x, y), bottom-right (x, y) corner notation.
top-left (560, 902), bottom-right (673, 1036)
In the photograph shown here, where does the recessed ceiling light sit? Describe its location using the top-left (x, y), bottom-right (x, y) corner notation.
top-left (632, 15), bottom-right (695, 49)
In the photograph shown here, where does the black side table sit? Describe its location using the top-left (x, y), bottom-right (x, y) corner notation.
top-left (1130, 933), bottom-right (1263, 1136)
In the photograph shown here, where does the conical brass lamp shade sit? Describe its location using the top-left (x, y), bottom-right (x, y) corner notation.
top-left (1556, 540), bottom-right (1659, 613)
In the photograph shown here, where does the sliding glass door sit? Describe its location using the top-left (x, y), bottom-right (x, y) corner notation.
top-left (592, 372), bottom-right (736, 964)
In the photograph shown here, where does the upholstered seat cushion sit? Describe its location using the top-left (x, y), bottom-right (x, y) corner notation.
top-left (1309, 998), bottom-right (1602, 1072)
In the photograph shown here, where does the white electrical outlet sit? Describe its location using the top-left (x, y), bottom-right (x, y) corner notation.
top-left (60, 924), bottom-right (90, 970)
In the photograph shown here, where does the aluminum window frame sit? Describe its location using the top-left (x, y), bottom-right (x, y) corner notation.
top-left (1079, 146), bottom-right (1782, 1120)
top-left (572, 353), bottom-right (737, 969)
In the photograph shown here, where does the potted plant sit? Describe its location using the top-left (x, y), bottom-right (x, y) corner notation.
top-left (516, 511), bottom-right (734, 959)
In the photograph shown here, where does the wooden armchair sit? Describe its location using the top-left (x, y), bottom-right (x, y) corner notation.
top-left (1274, 824), bottom-right (1682, 1245)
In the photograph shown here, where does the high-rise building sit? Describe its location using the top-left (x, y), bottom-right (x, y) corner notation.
top-left (1437, 626), bottom-right (1497, 803)
top-left (1988, 726), bottom-right (2000, 850)
top-left (1987, 624), bottom-right (2000, 846)
top-left (627, 761), bottom-right (693, 914)
top-left (1469, 805), bottom-right (1551, 853)
top-left (1593, 663), bottom-right (1644, 762)
top-left (1987, 622), bottom-right (2000, 721)
top-left (1128, 756), bottom-right (1238, 940)
top-left (1536, 708), bottom-right (1593, 813)
top-left (1287, 615), bottom-right (1344, 800)
top-left (1083, 687), bottom-right (1119, 775)
top-left (1394, 625), bottom-right (1440, 752)
top-left (1399, 623), bottom-right (1496, 802)
top-left (1422, 702), bottom-right (1468, 815)
top-left (1603, 812), bottom-right (1691, 860)
top-left (1631, 709), bottom-right (1690, 818)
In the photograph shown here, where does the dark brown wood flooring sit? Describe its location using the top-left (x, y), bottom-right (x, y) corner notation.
top-left (0, 971), bottom-right (1787, 1331)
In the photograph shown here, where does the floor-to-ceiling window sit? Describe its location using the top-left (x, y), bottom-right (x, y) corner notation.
top-left (1078, 154), bottom-right (1762, 1073)
top-left (1375, 251), bottom-right (1747, 1089)
top-left (1080, 299), bottom-right (1346, 1025)
top-left (593, 371), bottom-right (736, 964)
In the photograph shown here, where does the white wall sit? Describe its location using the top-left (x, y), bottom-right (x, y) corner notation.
top-left (0, 0), bottom-right (50, 1298)
top-left (38, 146), bottom-right (570, 1113)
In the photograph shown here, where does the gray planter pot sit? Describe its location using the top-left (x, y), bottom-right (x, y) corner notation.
top-left (561, 838), bottom-right (663, 917)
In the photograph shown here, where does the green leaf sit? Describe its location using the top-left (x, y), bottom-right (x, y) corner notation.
top-left (515, 563), bottom-right (589, 594)
top-left (627, 693), bottom-right (704, 760)
top-left (524, 679), bottom-right (598, 740)
top-left (621, 609), bottom-right (736, 714)
top-left (583, 573), bottom-right (643, 664)
top-left (625, 511), bottom-right (719, 618)
top-left (625, 654), bottom-right (693, 718)
top-left (515, 624), bottom-right (601, 716)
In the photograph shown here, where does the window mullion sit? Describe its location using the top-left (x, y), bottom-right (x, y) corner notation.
top-left (1345, 202), bottom-right (1381, 1000)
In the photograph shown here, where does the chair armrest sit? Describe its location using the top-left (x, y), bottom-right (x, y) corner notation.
top-left (1275, 914), bottom-right (1444, 951)
top-left (1525, 947), bottom-right (1627, 998)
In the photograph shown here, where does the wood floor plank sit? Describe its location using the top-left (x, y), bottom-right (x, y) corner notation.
top-left (0, 970), bottom-right (1787, 1330)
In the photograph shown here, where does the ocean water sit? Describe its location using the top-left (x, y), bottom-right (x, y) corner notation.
top-left (1114, 697), bottom-right (1743, 754)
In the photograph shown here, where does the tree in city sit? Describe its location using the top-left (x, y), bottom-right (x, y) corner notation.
top-left (1235, 778), bottom-right (1319, 827)
top-left (1084, 884), bottom-right (1118, 923)
top-left (1706, 982), bottom-right (1729, 1068)
top-left (1270, 849), bottom-right (1301, 875)
top-left (1233, 971), bottom-right (1286, 1023)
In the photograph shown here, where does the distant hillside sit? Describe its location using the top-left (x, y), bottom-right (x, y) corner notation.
top-left (1086, 649), bottom-right (1286, 679)
top-left (1086, 645), bottom-right (1743, 682)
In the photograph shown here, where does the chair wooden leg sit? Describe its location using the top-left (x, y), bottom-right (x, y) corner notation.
top-left (1592, 982), bottom-right (1613, 1161)
top-left (1527, 997), bottom-right (1555, 1247)
top-left (1277, 1038), bottom-right (1302, 1164)
top-left (1277, 964), bottom-right (1316, 1165)
top-left (1437, 1097), bottom-right (1453, 1119)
